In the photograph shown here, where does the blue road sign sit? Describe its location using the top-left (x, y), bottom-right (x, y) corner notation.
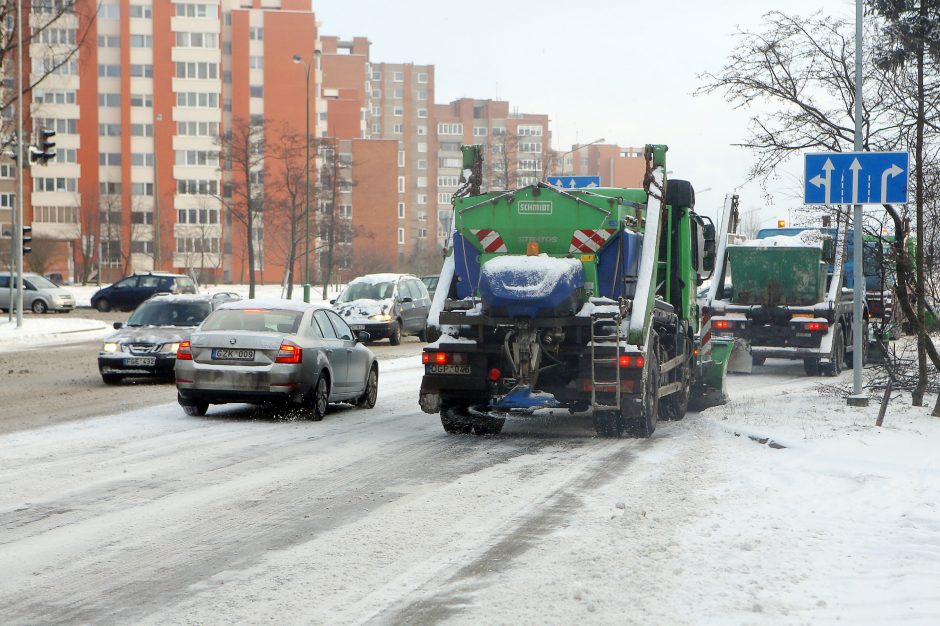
top-left (547, 175), bottom-right (601, 189)
top-left (804, 151), bottom-right (909, 205)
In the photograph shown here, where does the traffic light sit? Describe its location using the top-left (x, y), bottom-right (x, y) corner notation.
top-left (22, 225), bottom-right (32, 255)
top-left (30, 128), bottom-right (56, 165)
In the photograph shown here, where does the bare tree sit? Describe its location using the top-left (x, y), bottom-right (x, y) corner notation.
top-left (268, 124), bottom-right (309, 299)
top-left (216, 116), bottom-right (265, 298)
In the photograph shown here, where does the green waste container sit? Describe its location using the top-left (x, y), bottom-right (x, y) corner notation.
top-left (727, 245), bottom-right (828, 306)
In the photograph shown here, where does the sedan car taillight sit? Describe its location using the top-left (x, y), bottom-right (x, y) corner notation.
top-left (176, 340), bottom-right (193, 360)
top-left (276, 342), bottom-right (302, 364)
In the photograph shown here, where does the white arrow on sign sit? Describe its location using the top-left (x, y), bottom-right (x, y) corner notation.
top-left (880, 164), bottom-right (903, 203)
top-left (809, 158), bottom-right (835, 204)
top-left (849, 158), bottom-right (862, 204)
top-left (568, 179), bottom-right (577, 188)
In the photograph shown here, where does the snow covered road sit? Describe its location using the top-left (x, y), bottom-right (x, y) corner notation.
top-left (1, 357), bottom-right (939, 624)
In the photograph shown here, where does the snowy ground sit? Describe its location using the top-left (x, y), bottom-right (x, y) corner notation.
top-left (0, 316), bottom-right (111, 352)
top-left (0, 330), bottom-right (938, 623)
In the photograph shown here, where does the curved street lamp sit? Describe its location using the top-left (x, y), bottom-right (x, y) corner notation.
top-left (558, 137), bottom-right (605, 176)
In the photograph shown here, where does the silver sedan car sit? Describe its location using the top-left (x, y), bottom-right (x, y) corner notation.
top-left (175, 299), bottom-right (379, 419)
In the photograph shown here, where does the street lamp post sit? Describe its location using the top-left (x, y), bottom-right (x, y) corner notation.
top-left (558, 137), bottom-right (605, 176)
top-left (293, 49), bottom-right (321, 303)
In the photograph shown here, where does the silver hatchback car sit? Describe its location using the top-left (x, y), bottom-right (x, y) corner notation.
top-left (175, 299), bottom-right (379, 419)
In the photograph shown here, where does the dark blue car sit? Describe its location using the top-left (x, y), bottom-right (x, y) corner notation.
top-left (90, 273), bottom-right (198, 312)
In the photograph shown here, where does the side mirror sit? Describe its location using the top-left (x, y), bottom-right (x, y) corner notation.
top-left (113, 322), bottom-right (124, 330)
top-left (356, 330), bottom-right (371, 342)
top-left (401, 297), bottom-right (413, 303)
top-left (701, 219), bottom-right (717, 274)
top-left (329, 299), bottom-right (336, 305)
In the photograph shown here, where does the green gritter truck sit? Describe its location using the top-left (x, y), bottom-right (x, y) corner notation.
top-left (418, 144), bottom-right (733, 437)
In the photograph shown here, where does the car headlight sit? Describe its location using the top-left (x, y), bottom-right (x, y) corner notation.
top-left (161, 343), bottom-right (180, 354)
top-left (369, 313), bottom-right (392, 321)
top-left (102, 342), bottom-right (121, 353)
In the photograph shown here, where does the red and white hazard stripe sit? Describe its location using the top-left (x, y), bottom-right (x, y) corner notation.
top-left (700, 310), bottom-right (712, 355)
top-left (470, 229), bottom-right (507, 253)
top-left (569, 229), bottom-right (616, 254)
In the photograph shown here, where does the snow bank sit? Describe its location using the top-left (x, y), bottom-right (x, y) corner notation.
top-left (742, 231), bottom-right (828, 248)
top-left (0, 316), bottom-right (110, 352)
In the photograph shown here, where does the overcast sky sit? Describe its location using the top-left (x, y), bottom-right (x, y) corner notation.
top-left (313, 0), bottom-right (859, 227)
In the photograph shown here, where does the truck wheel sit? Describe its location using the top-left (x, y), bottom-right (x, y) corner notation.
top-left (803, 358), bottom-right (820, 376)
top-left (665, 179), bottom-right (695, 208)
top-left (593, 410), bottom-right (626, 438)
top-left (627, 337), bottom-right (660, 438)
top-left (471, 415), bottom-right (505, 435)
top-left (845, 321), bottom-right (869, 367)
top-left (823, 326), bottom-right (844, 377)
top-left (659, 359), bottom-right (690, 421)
top-left (389, 320), bottom-right (402, 346)
top-left (440, 401), bottom-right (472, 434)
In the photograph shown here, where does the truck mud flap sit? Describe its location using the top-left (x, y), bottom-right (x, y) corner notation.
top-left (690, 337), bottom-right (732, 410)
top-left (726, 338), bottom-right (753, 374)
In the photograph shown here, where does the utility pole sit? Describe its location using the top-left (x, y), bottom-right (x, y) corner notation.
top-left (14, 0), bottom-right (24, 328)
top-left (848, 0), bottom-right (869, 407)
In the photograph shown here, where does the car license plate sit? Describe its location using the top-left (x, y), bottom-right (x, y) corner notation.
top-left (795, 332), bottom-right (812, 338)
top-left (350, 324), bottom-right (365, 330)
top-left (427, 364), bottom-right (471, 375)
top-left (126, 357), bottom-right (156, 367)
top-left (212, 348), bottom-right (255, 360)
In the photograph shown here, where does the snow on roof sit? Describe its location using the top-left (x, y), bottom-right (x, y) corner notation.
top-left (347, 273), bottom-right (410, 285)
top-left (738, 231), bottom-right (828, 249)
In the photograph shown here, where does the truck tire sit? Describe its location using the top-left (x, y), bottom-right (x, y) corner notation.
top-left (440, 401), bottom-right (472, 434)
top-left (844, 321), bottom-right (869, 367)
top-left (803, 358), bottom-right (820, 376)
top-left (823, 326), bottom-right (844, 377)
top-left (665, 179), bottom-right (695, 209)
top-left (627, 336), bottom-right (660, 438)
top-left (659, 358), bottom-right (690, 421)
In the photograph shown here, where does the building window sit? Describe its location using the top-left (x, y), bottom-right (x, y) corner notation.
top-left (439, 157), bottom-right (462, 169)
top-left (417, 142), bottom-right (427, 153)
top-left (0, 164), bottom-right (13, 179)
top-left (393, 88), bottom-right (404, 98)
top-left (371, 70), bottom-right (381, 80)
top-left (417, 72), bottom-right (428, 83)
top-left (177, 92), bottom-right (220, 108)
top-left (176, 3), bottom-right (218, 18)
top-left (175, 150), bottom-right (219, 167)
top-left (398, 176), bottom-right (405, 193)
top-left (129, 34), bottom-right (152, 47)
top-left (129, 4), bottom-right (152, 18)
top-left (177, 179), bottom-right (219, 195)
top-left (175, 61), bottom-right (219, 80)
top-left (393, 71), bottom-right (403, 81)
top-left (131, 182), bottom-right (154, 196)
top-left (520, 142), bottom-right (542, 153)
top-left (417, 108), bottom-right (428, 118)
top-left (98, 93), bottom-right (120, 107)
top-left (131, 241), bottom-right (154, 254)
top-left (130, 93), bottom-right (153, 107)
top-left (371, 89), bottom-right (381, 99)
top-left (34, 177), bottom-right (78, 193)
top-left (437, 123), bottom-right (463, 135)
top-left (36, 89), bottom-right (77, 105)
top-left (98, 4), bottom-right (120, 19)
top-left (130, 64), bottom-right (153, 78)
top-left (131, 211), bottom-right (154, 224)
top-left (176, 31), bottom-right (217, 48)
top-left (393, 106), bottom-right (403, 117)
top-left (417, 160), bottom-right (427, 171)
top-left (99, 152), bottom-right (122, 166)
top-left (338, 204), bottom-right (352, 219)
top-left (249, 55), bottom-right (264, 69)
top-left (438, 176), bottom-right (460, 188)
top-left (99, 123), bottom-right (121, 136)
top-left (416, 176), bottom-right (427, 188)
top-left (473, 127), bottom-right (488, 137)
top-left (249, 27), bottom-right (263, 40)
top-left (398, 150), bottom-right (405, 167)
top-left (97, 34), bottom-right (119, 47)
top-left (98, 64), bottom-right (120, 77)
top-left (177, 208), bottom-right (219, 224)
top-left (416, 126), bottom-right (427, 136)
top-left (130, 123), bottom-right (153, 136)
top-left (250, 85), bottom-right (263, 98)
top-left (131, 153), bottom-right (155, 166)
top-left (398, 228), bottom-right (404, 244)
top-left (397, 203), bottom-right (405, 218)
top-left (392, 123), bottom-right (403, 134)
top-left (177, 121), bottom-right (219, 136)
top-left (438, 192), bottom-right (451, 203)
top-left (517, 125), bottom-right (543, 137)
top-left (371, 123), bottom-right (380, 134)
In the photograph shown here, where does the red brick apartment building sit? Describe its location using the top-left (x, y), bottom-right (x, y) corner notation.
top-left (1, 0), bottom-right (599, 287)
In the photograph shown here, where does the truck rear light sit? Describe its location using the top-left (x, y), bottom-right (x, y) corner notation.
top-left (713, 320), bottom-right (732, 330)
top-left (176, 341), bottom-right (193, 360)
top-left (618, 354), bottom-right (645, 368)
top-left (488, 368), bottom-right (501, 381)
top-left (806, 322), bottom-right (828, 332)
top-left (422, 351), bottom-right (468, 365)
top-left (276, 343), bottom-right (302, 363)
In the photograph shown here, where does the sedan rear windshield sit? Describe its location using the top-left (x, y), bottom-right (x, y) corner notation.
top-left (127, 301), bottom-right (212, 327)
top-left (202, 308), bottom-right (303, 334)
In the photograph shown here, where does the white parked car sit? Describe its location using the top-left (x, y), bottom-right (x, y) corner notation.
top-left (0, 272), bottom-right (76, 313)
